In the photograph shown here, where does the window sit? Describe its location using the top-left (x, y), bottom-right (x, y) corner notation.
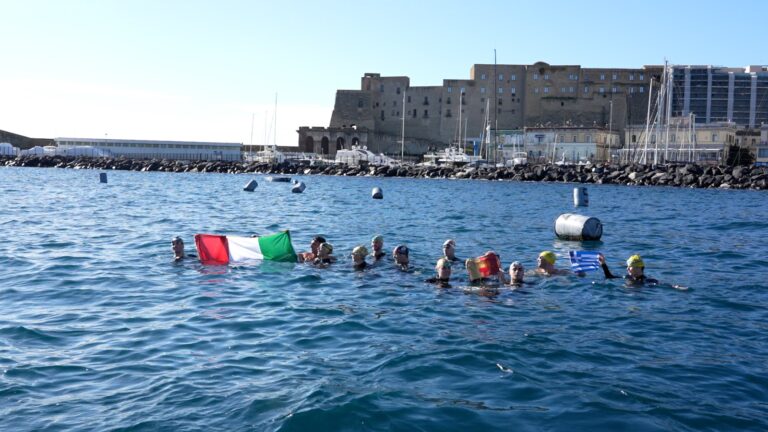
top-left (446, 109), bottom-right (452, 117)
top-left (480, 87), bottom-right (486, 93)
top-left (629, 74), bottom-right (634, 81)
top-left (413, 109), bottom-right (417, 118)
top-left (573, 135), bottom-right (577, 142)
top-left (358, 99), bottom-right (364, 108)
top-left (511, 74), bottom-right (516, 81)
top-left (498, 98), bottom-right (503, 105)
top-left (407, 95), bottom-right (411, 102)
top-left (423, 96), bottom-right (429, 105)
top-left (447, 87), bottom-right (452, 93)
top-left (600, 73), bottom-right (605, 80)
top-left (533, 73), bottom-right (539, 80)
top-left (569, 87), bottom-right (574, 93)
top-left (396, 87), bottom-right (401, 94)
top-left (534, 87), bottom-right (539, 94)
top-left (446, 97), bottom-right (451, 104)
top-left (480, 73), bottom-right (487, 80)
top-left (599, 87), bottom-right (605, 93)
top-left (380, 110), bottom-right (385, 120)
top-left (498, 74), bottom-right (504, 80)
top-left (639, 87), bottom-right (644, 93)
top-left (712, 133), bottom-right (718, 142)
top-left (569, 73), bottom-right (578, 80)
top-left (498, 88), bottom-right (503, 94)
top-left (584, 86), bottom-right (589, 93)
top-left (423, 109), bottom-right (429, 118)
top-left (639, 73), bottom-right (644, 80)
top-left (544, 73), bottom-right (549, 80)
top-left (544, 87), bottom-right (550, 94)
top-left (561, 87), bottom-right (567, 93)
top-left (612, 87), bottom-right (617, 93)
top-left (510, 87), bottom-right (516, 94)
top-left (612, 73), bottom-right (618, 80)
top-left (586, 135), bottom-right (592, 143)
top-left (380, 84), bottom-right (384, 92)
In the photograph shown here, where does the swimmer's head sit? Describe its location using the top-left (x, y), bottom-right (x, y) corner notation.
top-left (351, 246), bottom-right (368, 260)
top-left (509, 261), bottom-right (524, 283)
top-left (435, 257), bottom-right (452, 279)
top-left (626, 254), bottom-right (645, 277)
top-left (171, 236), bottom-right (184, 258)
top-left (311, 236), bottom-right (326, 254)
top-left (319, 242), bottom-right (333, 256)
top-left (371, 235), bottom-right (384, 251)
top-left (442, 239), bottom-right (456, 257)
top-left (393, 245), bottom-right (409, 265)
top-left (538, 251), bottom-right (556, 266)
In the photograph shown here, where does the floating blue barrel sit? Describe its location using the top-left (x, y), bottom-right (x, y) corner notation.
top-left (243, 179), bottom-right (258, 192)
top-left (291, 182), bottom-right (306, 193)
top-left (99, 173), bottom-right (108, 183)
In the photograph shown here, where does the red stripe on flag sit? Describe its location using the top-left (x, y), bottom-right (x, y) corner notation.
top-left (194, 234), bottom-right (230, 265)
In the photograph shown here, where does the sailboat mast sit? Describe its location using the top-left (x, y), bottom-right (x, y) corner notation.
top-left (273, 93), bottom-right (278, 149)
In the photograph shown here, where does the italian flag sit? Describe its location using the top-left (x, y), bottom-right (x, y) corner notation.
top-left (194, 230), bottom-right (298, 264)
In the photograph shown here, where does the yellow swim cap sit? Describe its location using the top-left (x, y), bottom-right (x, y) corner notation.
top-left (626, 255), bottom-right (644, 268)
top-left (539, 251), bottom-right (556, 265)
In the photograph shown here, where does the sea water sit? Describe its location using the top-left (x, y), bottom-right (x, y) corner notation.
top-left (1, 166), bottom-right (766, 431)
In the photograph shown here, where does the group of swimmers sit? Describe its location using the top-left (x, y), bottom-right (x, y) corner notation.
top-left (291, 236), bottom-right (666, 288)
top-left (172, 234), bottom-right (669, 288)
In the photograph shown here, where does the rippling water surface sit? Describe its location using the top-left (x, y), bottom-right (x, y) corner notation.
top-left (1, 167), bottom-right (767, 431)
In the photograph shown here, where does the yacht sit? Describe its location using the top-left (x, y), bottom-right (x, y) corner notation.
top-left (335, 145), bottom-right (398, 166)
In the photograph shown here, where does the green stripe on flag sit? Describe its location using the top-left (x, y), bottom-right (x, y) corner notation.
top-left (257, 230), bottom-right (298, 262)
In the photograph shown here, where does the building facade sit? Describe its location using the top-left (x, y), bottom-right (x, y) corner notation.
top-left (623, 119), bottom-right (738, 164)
top-left (317, 63), bottom-right (661, 156)
top-left (55, 138), bottom-right (243, 161)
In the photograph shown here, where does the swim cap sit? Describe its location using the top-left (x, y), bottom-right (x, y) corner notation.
top-left (443, 239), bottom-right (456, 248)
top-left (371, 235), bottom-right (383, 244)
top-left (393, 245), bottom-right (409, 256)
top-left (436, 257), bottom-right (452, 269)
top-left (510, 261), bottom-right (523, 270)
top-left (172, 236), bottom-right (183, 244)
top-left (539, 251), bottom-right (556, 265)
top-left (320, 243), bottom-right (333, 254)
top-left (352, 246), bottom-right (368, 257)
top-left (626, 255), bottom-right (644, 268)
top-left (313, 236), bottom-right (326, 244)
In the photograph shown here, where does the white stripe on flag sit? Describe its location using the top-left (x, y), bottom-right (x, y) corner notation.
top-left (227, 236), bottom-right (264, 261)
top-left (569, 250), bottom-right (601, 273)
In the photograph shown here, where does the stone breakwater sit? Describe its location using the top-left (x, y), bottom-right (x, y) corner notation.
top-left (3, 155), bottom-right (767, 190)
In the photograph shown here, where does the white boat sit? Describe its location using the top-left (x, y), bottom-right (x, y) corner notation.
top-left (335, 145), bottom-right (398, 166)
top-left (504, 151), bottom-right (528, 167)
top-left (254, 146), bottom-right (285, 164)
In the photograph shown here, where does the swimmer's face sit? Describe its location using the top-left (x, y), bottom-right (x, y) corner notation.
top-left (394, 252), bottom-right (409, 265)
top-left (510, 265), bottom-right (524, 282)
top-left (443, 244), bottom-right (455, 258)
top-left (372, 240), bottom-right (383, 251)
top-left (311, 240), bottom-right (322, 254)
top-left (627, 266), bottom-right (644, 278)
top-left (537, 256), bottom-right (545, 267)
top-left (171, 240), bottom-right (184, 256)
top-left (436, 263), bottom-right (451, 280)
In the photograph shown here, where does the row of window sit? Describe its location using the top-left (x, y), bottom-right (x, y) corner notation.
top-left (60, 142), bottom-right (234, 150)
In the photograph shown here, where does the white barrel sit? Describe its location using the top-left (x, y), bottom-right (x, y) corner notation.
top-left (291, 182), bottom-right (306, 193)
top-left (573, 187), bottom-right (588, 206)
top-left (99, 173), bottom-right (108, 183)
top-left (243, 179), bottom-right (258, 192)
top-left (554, 213), bottom-right (602, 241)
top-left (371, 187), bottom-right (383, 199)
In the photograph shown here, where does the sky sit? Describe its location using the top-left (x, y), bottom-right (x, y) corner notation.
top-left (1, 0), bottom-right (766, 147)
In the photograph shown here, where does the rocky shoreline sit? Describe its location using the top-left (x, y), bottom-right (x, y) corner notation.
top-left (2, 155), bottom-right (767, 190)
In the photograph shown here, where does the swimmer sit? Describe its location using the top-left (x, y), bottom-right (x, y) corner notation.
top-left (392, 244), bottom-right (410, 271)
top-left (171, 236), bottom-right (189, 261)
top-left (371, 235), bottom-right (386, 260)
top-left (299, 236), bottom-right (326, 263)
top-left (425, 257), bottom-right (452, 287)
top-left (499, 261), bottom-right (526, 286)
top-left (351, 245), bottom-right (369, 270)
top-left (313, 242), bottom-right (336, 266)
top-left (534, 251), bottom-right (569, 276)
top-left (598, 254), bottom-right (659, 285)
top-left (442, 239), bottom-right (461, 262)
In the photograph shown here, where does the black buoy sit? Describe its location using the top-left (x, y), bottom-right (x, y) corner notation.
top-left (372, 187), bottom-right (383, 199)
top-left (243, 179), bottom-right (258, 192)
top-left (99, 173), bottom-right (108, 183)
top-left (291, 181), bottom-right (306, 193)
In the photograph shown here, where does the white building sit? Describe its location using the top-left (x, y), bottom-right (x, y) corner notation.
top-left (757, 124), bottom-right (768, 166)
top-left (54, 138), bottom-right (243, 161)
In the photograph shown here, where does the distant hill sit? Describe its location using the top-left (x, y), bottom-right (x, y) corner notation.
top-left (0, 129), bottom-right (54, 149)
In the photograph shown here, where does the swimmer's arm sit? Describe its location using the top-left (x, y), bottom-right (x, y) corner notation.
top-left (598, 254), bottom-right (619, 279)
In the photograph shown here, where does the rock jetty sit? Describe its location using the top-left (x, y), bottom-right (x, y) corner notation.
top-left (2, 155), bottom-right (766, 190)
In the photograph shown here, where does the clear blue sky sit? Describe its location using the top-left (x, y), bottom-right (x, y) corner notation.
top-left (1, 0), bottom-right (766, 146)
